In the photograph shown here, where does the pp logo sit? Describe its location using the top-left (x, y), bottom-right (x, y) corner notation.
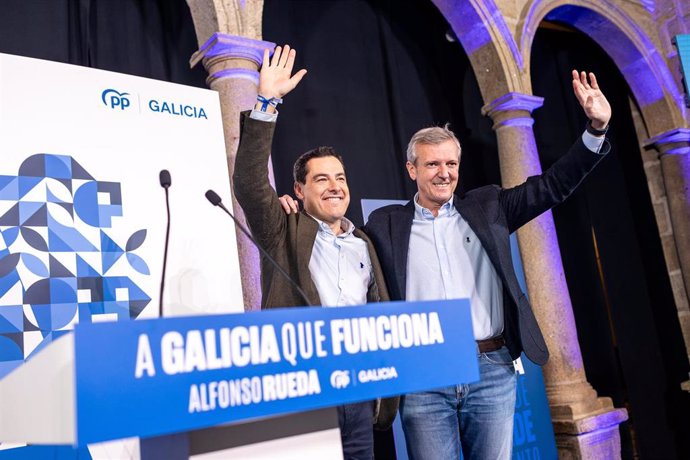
top-left (330, 370), bottom-right (351, 389)
top-left (102, 88), bottom-right (131, 110)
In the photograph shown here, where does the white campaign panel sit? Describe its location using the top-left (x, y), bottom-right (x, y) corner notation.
top-left (0, 53), bottom-right (244, 455)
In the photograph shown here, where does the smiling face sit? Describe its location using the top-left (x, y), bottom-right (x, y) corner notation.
top-left (406, 139), bottom-right (460, 216)
top-left (294, 156), bottom-right (350, 232)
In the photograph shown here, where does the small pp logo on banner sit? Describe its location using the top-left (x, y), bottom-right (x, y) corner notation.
top-left (102, 89), bottom-right (131, 110)
top-left (330, 370), bottom-right (351, 389)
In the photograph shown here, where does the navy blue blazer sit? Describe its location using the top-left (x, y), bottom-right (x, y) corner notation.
top-left (363, 138), bottom-right (608, 365)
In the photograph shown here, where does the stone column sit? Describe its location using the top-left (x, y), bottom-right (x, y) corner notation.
top-left (191, 33), bottom-right (275, 311)
top-left (646, 129), bottom-right (690, 390)
top-left (482, 92), bottom-right (628, 459)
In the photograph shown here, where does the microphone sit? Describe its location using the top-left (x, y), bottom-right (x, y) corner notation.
top-left (205, 189), bottom-right (222, 206)
top-left (204, 190), bottom-right (312, 307)
top-left (159, 170), bottom-right (172, 318)
top-left (159, 170), bottom-right (171, 189)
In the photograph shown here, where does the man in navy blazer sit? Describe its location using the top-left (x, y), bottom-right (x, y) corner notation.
top-left (362, 71), bottom-right (612, 459)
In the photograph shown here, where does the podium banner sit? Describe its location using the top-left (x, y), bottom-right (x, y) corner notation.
top-left (73, 300), bottom-right (478, 445)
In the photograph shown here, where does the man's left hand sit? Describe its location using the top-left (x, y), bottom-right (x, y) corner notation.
top-left (259, 45), bottom-right (307, 102)
top-left (279, 195), bottom-right (300, 214)
top-left (572, 70), bottom-right (611, 130)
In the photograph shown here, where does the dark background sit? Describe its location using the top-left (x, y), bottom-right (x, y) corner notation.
top-left (1, 0), bottom-right (689, 458)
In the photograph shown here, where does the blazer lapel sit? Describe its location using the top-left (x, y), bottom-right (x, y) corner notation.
top-left (391, 202), bottom-right (414, 299)
top-left (295, 212), bottom-right (321, 306)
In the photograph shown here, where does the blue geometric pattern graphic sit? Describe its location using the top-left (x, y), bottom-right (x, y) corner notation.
top-left (0, 154), bottom-right (151, 378)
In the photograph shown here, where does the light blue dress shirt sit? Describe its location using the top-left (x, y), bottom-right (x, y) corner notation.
top-left (406, 196), bottom-right (504, 340)
top-left (308, 216), bottom-right (373, 307)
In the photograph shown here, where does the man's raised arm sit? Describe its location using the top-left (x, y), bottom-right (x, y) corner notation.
top-left (232, 45), bottom-right (307, 245)
top-left (500, 70), bottom-right (613, 232)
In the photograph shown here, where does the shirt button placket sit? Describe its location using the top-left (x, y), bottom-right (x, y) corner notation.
top-left (434, 220), bottom-right (449, 297)
top-left (337, 243), bottom-right (345, 293)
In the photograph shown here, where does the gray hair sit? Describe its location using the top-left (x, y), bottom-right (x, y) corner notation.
top-left (406, 124), bottom-right (461, 164)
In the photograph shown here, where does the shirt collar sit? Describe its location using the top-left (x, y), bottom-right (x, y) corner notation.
top-left (413, 193), bottom-right (456, 220)
top-left (308, 213), bottom-right (355, 237)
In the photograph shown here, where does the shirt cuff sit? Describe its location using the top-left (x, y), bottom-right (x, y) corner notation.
top-left (250, 109), bottom-right (278, 123)
top-left (582, 130), bottom-right (606, 154)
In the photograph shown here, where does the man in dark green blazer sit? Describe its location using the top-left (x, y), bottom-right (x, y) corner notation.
top-left (233, 44), bottom-right (393, 460)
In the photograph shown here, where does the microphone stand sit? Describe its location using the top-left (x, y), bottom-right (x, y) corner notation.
top-left (205, 190), bottom-right (312, 307)
top-left (159, 170), bottom-right (172, 317)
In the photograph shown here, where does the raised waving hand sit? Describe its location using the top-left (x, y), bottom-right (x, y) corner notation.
top-left (258, 44), bottom-right (307, 105)
top-left (572, 70), bottom-right (611, 130)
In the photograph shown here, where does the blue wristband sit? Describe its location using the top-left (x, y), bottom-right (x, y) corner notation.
top-left (257, 95), bottom-right (283, 112)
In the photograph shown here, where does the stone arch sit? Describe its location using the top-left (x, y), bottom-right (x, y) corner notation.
top-left (517, 0), bottom-right (686, 136)
top-left (431, 0), bottom-right (527, 104)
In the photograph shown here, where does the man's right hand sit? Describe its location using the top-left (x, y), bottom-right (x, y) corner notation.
top-left (257, 44), bottom-right (307, 111)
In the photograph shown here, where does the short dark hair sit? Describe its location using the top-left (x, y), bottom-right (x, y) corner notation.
top-left (293, 146), bottom-right (345, 184)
